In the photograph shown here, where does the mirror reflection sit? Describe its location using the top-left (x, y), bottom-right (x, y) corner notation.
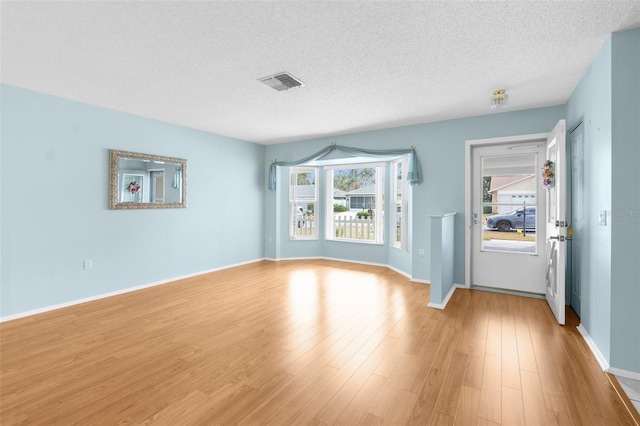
top-left (110, 150), bottom-right (186, 209)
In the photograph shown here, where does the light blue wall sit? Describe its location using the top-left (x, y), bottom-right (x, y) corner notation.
top-left (0, 84), bottom-right (265, 318)
top-left (610, 28), bottom-right (640, 373)
top-left (566, 38), bottom-right (613, 365)
top-left (264, 106), bottom-right (565, 282)
top-left (566, 27), bottom-right (640, 374)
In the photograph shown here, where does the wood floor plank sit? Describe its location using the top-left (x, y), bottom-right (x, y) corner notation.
top-left (0, 260), bottom-right (636, 426)
top-left (485, 317), bottom-right (502, 358)
top-left (335, 373), bottom-right (387, 425)
top-left (404, 331), bottom-right (440, 394)
top-left (408, 367), bottom-right (446, 424)
top-left (139, 389), bottom-right (213, 425)
top-left (384, 389), bottom-right (419, 425)
top-left (520, 369), bottom-right (548, 426)
top-left (453, 385), bottom-right (481, 426)
top-left (427, 411), bottom-right (455, 426)
top-left (477, 418), bottom-right (501, 426)
top-left (462, 336), bottom-right (486, 390)
top-left (530, 330), bottom-right (565, 395)
top-left (244, 363), bottom-right (338, 424)
top-left (546, 409), bottom-right (577, 426)
top-left (502, 337), bottom-right (521, 390)
top-left (356, 411), bottom-right (384, 426)
top-left (316, 332), bottom-right (403, 425)
top-left (478, 354), bottom-right (502, 424)
top-left (217, 371), bottom-right (293, 424)
top-left (501, 386), bottom-right (526, 425)
top-left (433, 351), bottom-right (468, 417)
top-left (430, 325), bottom-right (460, 371)
top-left (285, 352), bottom-right (368, 425)
top-left (367, 352), bottom-right (419, 419)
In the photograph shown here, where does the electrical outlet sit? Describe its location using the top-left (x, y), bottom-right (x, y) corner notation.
top-left (419, 249), bottom-right (425, 257)
top-left (83, 259), bottom-right (93, 270)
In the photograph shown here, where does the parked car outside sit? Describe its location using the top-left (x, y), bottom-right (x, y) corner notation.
top-left (486, 207), bottom-right (536, 232)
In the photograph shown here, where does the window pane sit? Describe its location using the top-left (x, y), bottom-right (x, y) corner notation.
top-left (327, 165), bottom-right (382, 243)
top-left (481, 154), bottom-right (537, 253)
top-left (290, 167), bottom-right (317, 240)
top-left (392, 158), bottom-right (408, 249)
top-left (395, 161), bottom-right (402, 244)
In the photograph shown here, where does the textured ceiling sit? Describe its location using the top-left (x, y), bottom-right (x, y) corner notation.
top-left (2, 1), bottom-right (640, 145)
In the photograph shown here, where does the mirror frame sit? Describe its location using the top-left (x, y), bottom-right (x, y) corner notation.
top-left (109, 149), bottom-right (187, 210)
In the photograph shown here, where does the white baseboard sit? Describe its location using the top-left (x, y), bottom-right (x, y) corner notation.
top-left (0, 258), bottom-right (266, 323)
top-left (384, 264), bottom-right (412, 280)
top-left (2, 257), bottom-right (422, 323)
top-left (266, 256), bottom-right (414, 280)
top-left (608, 367), bottom-right (640, 381)
top-left (411, 278), bottom-right (430, 285)
top-left (576, 323), bottom-right (610, 372)
top-left (427, 283), bottom-right (464, 310)
top-left (0, 257), bottom-right (418, 323)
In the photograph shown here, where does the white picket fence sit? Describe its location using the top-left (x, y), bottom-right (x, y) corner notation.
top-left (293, 216), bottom-right (316, 237)
top-left (292, 215), bottom-right (376, 240)
top-left (334, 215), bottom-right (376, 240)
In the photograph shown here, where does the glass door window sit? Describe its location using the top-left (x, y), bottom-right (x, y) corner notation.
top-left (481, 153), bottom-right (538, 254)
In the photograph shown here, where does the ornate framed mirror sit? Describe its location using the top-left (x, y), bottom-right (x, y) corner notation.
top-left (109, 150), bottom-right (186, 209)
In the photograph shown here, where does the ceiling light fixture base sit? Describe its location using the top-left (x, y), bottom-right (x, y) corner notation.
top-left (490, 89), bottom-right (509, 109)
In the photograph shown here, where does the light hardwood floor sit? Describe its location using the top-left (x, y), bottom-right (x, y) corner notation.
top-left (1, 260), bottom-right (637, 425)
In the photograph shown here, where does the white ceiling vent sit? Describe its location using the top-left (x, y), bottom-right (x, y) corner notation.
top-left (259, 72), bottom-right (305, 91)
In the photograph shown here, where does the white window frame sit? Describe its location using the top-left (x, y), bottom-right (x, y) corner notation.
top-left (392, 157), bottom-right (409, 250)
top-left (289, 166), bottom-right (318, 240)
top-left (325, 162), bottom-right (385, 244)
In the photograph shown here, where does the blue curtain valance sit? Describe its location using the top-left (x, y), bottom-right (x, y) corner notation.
top-left (268, 143), bottom-right (421, 190)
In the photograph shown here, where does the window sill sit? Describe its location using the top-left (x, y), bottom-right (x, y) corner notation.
top-left (326, 238), bottom-right (384, 246)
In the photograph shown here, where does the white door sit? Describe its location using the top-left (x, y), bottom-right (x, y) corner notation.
top-left (150, 170), bottom-right (165, 203)
top-left (471, 142), bottom-right (547, 294)
top-left (544, 120), bottom-right (567, 325)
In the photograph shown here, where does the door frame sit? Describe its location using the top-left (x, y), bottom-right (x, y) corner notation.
top-left (567, 118), bottom-right (584, 316)
top-left (464, 132), bottom-right (549, 289)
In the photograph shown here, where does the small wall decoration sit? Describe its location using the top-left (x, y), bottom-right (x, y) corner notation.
top-left (122, 174), bottom-right (144, 203)
top-left (127, 181), bottom-right (141, 195)
top-left (542, 160), bottom-right (555, 189)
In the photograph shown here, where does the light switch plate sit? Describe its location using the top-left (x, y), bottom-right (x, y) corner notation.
top-left (598, 210), bottom-right (607, 226)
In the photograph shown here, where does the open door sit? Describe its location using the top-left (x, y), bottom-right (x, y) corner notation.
top-left (545, 120), bottom-right (566, 325)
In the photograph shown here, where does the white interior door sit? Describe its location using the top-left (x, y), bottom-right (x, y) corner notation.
top-left (544, 120), bottom-right (567, 325)
top-left (471, 142), bottom-right (547, 294)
